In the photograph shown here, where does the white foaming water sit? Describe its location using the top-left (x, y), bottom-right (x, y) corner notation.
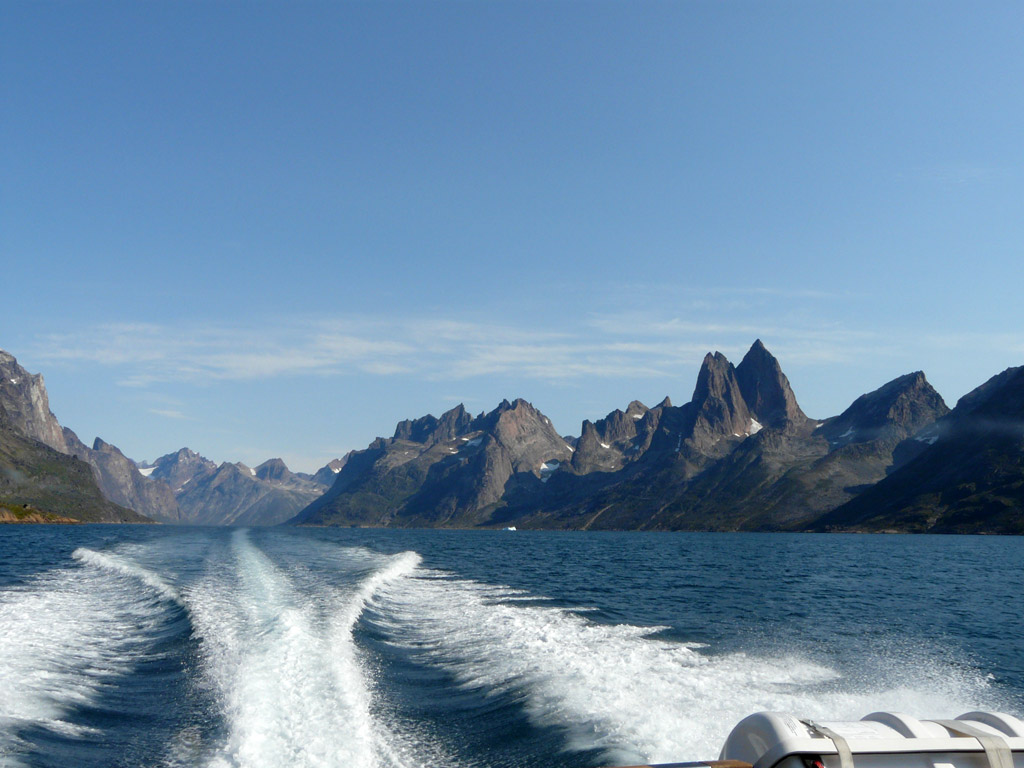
top-left (188, 531), bottom-right (431, 768)
top-left (371, 570), bottom-right (1000, 766)
top-left (72, 547), bottom-right (185, 606)
top-left (0, 548), bottom-right (185, 762)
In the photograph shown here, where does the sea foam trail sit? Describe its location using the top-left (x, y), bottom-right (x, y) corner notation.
top-left (0, 548), bottom-right (188, 764)
top-left (189, 531), bottom-right (427, 768)
top-left (72, 547), bottom-right (185, 606)
top-left (370, 570), bottom-right (1001, 766)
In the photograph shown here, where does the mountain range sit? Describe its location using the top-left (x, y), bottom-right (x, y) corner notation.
top-left (143, 448), bottom-right (331, 525)
top-left (2, 343), bottom-right (1021, 533)
top-left (0, 349), bottom-right (340, 525)
top-left (290, 341), bottom-right (1020, 534)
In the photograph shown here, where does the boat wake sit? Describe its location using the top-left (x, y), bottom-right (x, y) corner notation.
top-left (184, 531), bottom-right (436, 768)
top-left (368, 565), bottom-right (1003, 765)
top-left (0, 535), bottom-right (1009, 768)
top-left (0, 547), bottom-right (190, 766)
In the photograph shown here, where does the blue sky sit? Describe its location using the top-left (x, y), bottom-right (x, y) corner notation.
top-left (3, 1), bottom-right (1023, 472)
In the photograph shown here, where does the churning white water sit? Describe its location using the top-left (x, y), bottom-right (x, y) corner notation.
top-left (0, 548), bottom-right (185, 764)
top-left (184, 531), bottom-right (433, 768)
top-left (1, 529), bottom-right (1016, 768)
top-left (369, 565), bottom-right (1000, 765)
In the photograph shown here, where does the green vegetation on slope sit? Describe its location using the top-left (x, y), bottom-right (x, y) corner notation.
top-left (0, 421), bottom-right (150, 523)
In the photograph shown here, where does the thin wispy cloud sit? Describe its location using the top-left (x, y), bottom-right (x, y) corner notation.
top-left (149, 408), bottom-right (191, 420)
top-left (41, 289), bottom-right (1022, 390)
top-left (29, 309), bottom-right (899, 388)
top-left (582, 313), bottom-right (898, 366)
top-left (900, 162), bottom-right (1010, 187)
top-left (613, 282), bottom-right (857, 305)
top-left (34, 321), bottom-right (416, 385)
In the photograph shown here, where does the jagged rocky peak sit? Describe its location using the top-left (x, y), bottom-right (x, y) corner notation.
top-left (625, 400), bottom-right (648, 419)
top-left (393, 403), bottom-right (472, 445)
top-left (690, 351), bottom-right (751, 440)
top-left (472, 398), bottom-right (513, 430)
top-left (312, 454), bottom-right (351, 487)
top-left (393, 413), bottom-right (438, 442)
top-left (570, 398), bottom-right (654, 474)
top-left (656, 396), bottom-right (672, 409)
top-left (163, 447), bottom-right (205, 464)
top-left (571, 419), bottom-right (622, 474)
top-left (0, 348), bottom-right (68, 452)
top-left (153, 446), bottom-right (217, 473)
top-left (233, 462), bottom-right (256, 478)
top-left (434, 403), bottom-right (473, 440)
top-left (473, 398), bottom-right (570, 474)
top-left (91, 436), bottom-right (125, 455)
top-left (875, 371), bottom-right (948, 427)
top-left (819, 366), bottom-right (1024, 534)
top-left (600, 400), bottom-right (648, 437)
top-left (255, 458), bottom-right (290, 481)
top-left (488, 398), bottom-right (549, 439)
top-left (951, 365), bottom-right (1024, 420)
top-left (821, 370), bottom-right (949, 448)
top-left (151, 447), bottom-right (218, 488)
top-left (735, 339), bottom-right (807, 428)
top-left (57, 427), bottom-right (181, 522)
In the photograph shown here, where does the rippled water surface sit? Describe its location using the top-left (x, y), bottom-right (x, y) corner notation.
top-left (1, 526), bottom-right (1021, 768)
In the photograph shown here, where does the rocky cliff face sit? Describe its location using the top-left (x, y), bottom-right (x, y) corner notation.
top-left (0, 348), bottom-right (162, 522)
top-left (735, 339), bottom-right (807, 428)
top-left (687, 351), bottom-right (753, 448)
top-left (0, 408), bottom-right (146, 524)
top-left (63, 430), bottom-right (181, 522)
top-left (393, 404), bottom-right (473, 445)
top-left (816, 371), bottom-right (948, 452)
top-left (0, 351), bottom-right (67, 452)
top-left (570, 400), bottom-right (652, 474)
top-left (150, 448), bottom-right (218, 493)
top-left (638, 369), bottom-right (951, 531)
top-left (819, 366), bottom-right (1024, 534)
top-left (152, 449), bottom-right (331, 525)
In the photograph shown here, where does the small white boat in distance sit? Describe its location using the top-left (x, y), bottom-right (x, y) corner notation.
top-left (502, 526), bottom-right (517, 531)
top-left (613, 711), bottom-right (1024, 768)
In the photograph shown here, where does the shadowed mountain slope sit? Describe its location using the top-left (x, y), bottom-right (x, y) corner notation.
top-left (818, 366), bottom-right (1024, 534)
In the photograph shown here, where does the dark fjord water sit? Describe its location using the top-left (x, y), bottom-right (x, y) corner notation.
top-left (0, 527), bottom-right (1021, 768)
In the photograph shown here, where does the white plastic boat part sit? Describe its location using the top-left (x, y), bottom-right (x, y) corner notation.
top-left (718, 712), bottom-right (1024, 768)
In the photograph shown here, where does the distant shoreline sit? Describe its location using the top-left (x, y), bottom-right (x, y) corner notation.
top-left (0, 506), bottom-right (81, 524)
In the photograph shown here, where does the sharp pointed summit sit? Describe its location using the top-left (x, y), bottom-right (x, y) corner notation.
top-left (735, 339), bottom-right (807, 428)
top-left (689, 351), bottom-right (751, 446)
